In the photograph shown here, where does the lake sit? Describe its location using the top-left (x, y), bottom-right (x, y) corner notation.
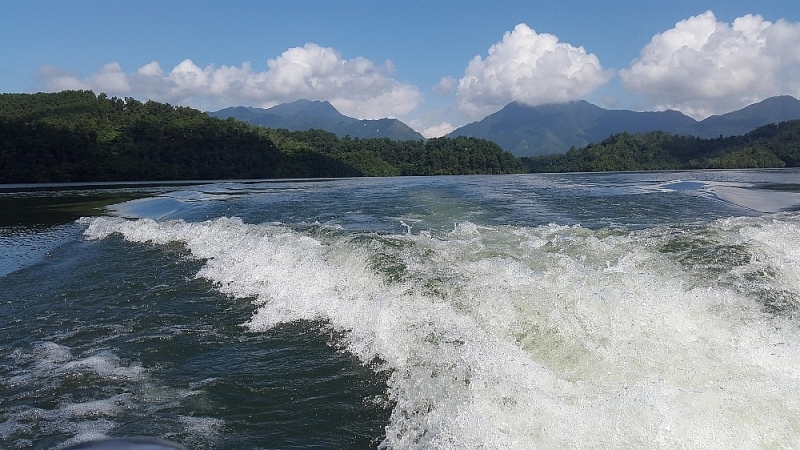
top-left (2, 169), bottom-right (800, 449)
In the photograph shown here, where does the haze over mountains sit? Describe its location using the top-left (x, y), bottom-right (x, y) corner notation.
top-left (212, 95), bottom-right (800, 157)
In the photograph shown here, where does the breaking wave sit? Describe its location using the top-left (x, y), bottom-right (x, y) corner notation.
top-left (81, 212), bottom-right (800, 448)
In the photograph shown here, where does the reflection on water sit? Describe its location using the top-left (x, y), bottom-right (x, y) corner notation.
top-left (712, 184), bottom-right (800, 213)
top-left (0, 187), bottom-right (168, 277)
top-left (0, 192), bottom-right (154, 227)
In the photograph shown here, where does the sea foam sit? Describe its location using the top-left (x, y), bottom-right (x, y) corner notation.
top-left (82, 213), bottom-right (800, 448)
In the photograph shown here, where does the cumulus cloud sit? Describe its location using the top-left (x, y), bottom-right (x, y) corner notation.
top-left (36, 43), bottom-right (422, 119)
top-left (36, 66), bottom-right (89, 91)
top-left (410, 121), bottom-right (454, 138)
top-left (91, 63), bottom-right (130, 93)
top-left (620, 11), bottom-right (800, 118)
top-left (456, 23), bottom-right (611, 120)
top-left (433, 76), bottom-right (457, 95)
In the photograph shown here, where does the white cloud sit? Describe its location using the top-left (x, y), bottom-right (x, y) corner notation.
top-left (91, 63), bottom-right (130, 93)
top-left (433, 76), bottom-right (456, 95)
top-left (456, 23), bottom-right (611, 120)
top-left (409, 120), bottom-right (455, 138)
top-left (620, 11), bottom-right (800, 118)
top-left (137, 61), bottom-right (163, 77)
top-left (36, 65), bottom-right (89, 91)
top-left (36, 43), bottom-right (422, 119)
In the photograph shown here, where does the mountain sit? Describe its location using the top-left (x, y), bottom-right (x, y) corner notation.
top-left (209, 99), bottom-right (424, 141)
top-left (693, 95), bottom-right (800, 138)
top-left (448, 101), bottom-right (696, 157)
top-left (448, 96), bottom-right (800, 157)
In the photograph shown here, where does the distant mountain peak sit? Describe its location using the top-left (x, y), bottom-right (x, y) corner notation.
top-left (695, 95), bottom-right (800, 138)
top-left (265, 99), bottom-right (341, 118)
top-left (209, 99), bottom-right (423, 141)
top-left (448, 96), bottom-right (800, 157)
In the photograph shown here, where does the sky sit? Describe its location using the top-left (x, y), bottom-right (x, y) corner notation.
top-left (2, 1), bottom-right (800, 137)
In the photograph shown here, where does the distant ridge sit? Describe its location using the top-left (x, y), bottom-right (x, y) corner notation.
top-left (448, 96), bottom-right (800, 157)
top-left (209, 99), bottom-right (424, 141)
top-left (693, 95), bottom-right (800, 138)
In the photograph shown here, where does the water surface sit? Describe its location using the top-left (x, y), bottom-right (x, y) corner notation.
top-left (2, 169), bottom-right (800, 449)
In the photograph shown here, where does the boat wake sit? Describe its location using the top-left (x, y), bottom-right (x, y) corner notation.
top-left (81, 212), bottom-right (800, 448)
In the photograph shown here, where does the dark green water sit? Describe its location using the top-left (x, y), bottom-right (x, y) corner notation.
top-left (2, 220), bottom-right (389, 449)
top-left (2, 170), bottom-right (800, 449)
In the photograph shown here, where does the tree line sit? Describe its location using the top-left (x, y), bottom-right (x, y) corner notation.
top-left (0, 91), bottom-right (525, 183)
top-left (2, 91), bottom-right (798, 183)
top-left (521, 121), bottom-right (800, 172)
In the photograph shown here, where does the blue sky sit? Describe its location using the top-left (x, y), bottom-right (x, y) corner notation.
top-left (2, 1), bottom-right (799, 136)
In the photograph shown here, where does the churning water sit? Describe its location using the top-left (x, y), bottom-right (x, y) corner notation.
top-left (2, 170), bottom-right (800, 449)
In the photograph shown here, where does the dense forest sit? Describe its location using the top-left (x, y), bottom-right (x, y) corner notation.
top-left (0, 91), bottom-right (524, 183)
top-left (2, 91), bottom-right (798, 182)
top-left (522, 121), bottom-right (800, 173)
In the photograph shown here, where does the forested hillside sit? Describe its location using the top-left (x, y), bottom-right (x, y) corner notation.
top-left (210, 99), bottom-right (425, 141)
top-left (521, 120), bottom-right (800, 173)
top-left (449, 96), bottom-right (800, 157)
top-left (4, 91), bottom-right (796, 181)
top-left (263, 128), bottom-right (524, 176)
top-left (0, 91), bottom-right (524, 183)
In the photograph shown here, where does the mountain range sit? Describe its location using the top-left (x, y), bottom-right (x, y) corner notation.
top-left (447, 95), bottom-right (800, 157)
top-left (211, 95), bottom-right (800, 158)
top-left (209, 100), bottom-right (424, 141)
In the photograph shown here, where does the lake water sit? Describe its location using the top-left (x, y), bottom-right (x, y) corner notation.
top-left (2, 169), bottom-right (800, 449)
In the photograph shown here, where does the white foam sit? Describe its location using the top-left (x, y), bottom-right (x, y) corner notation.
top-left (172, 415), bottom-right (225, 450)
top-left (62, 395), bottom-right (131, 418)
top-left (731, 214), bottom-right (800, 290)
top-left (60, 353), bottom-right (145, 380)
top-left (82, 214), bottom-right (800, 448)
top-left (4, 341), bottom-right (153, 447)
top-left (7, 342), bottom-right (144, 388)
top-left (38, 341), bottom-right (73, 364)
